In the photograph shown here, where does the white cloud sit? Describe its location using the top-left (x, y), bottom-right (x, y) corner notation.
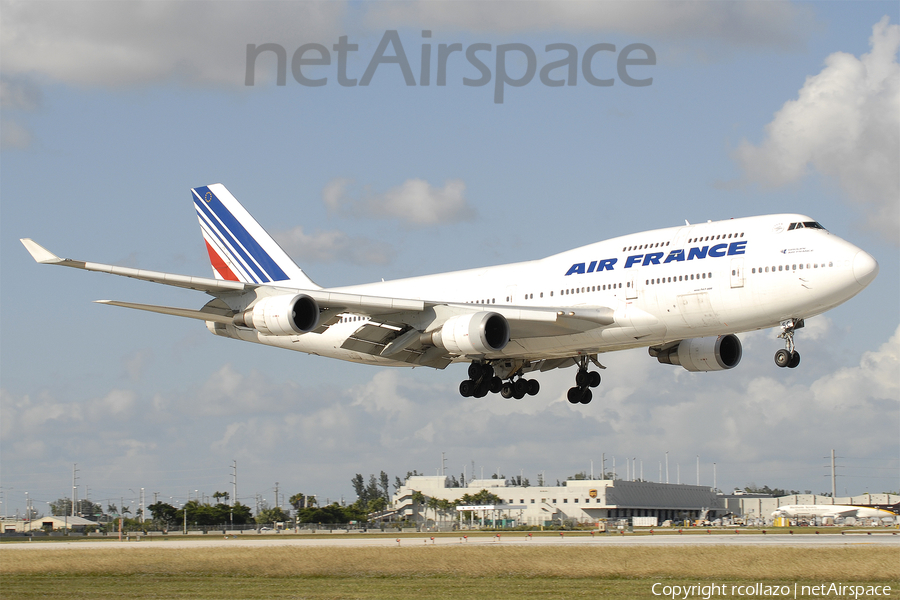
top-left (734, 17), bottom-right (900, 243)
top-left (324, 178), bottom-right (475, 226)
top-left (274, 225), bottom-right (395, 265)
top-left (0, 1), bottom-right (347, 87)
top-left (364, 1), bottom-right (813, 50)
top-left (0, 119), bottom-right (32, 149)
top-left (1, 322), bottom-right (896, 509)
top-left (810, 324), bottom-right (899, 410)
top-left (0, 77), bottom-right (41, 110)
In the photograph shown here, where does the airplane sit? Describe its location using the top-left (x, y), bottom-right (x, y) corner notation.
top-left (21, 183), bottom-right (879, 403)
top-left (772, 505), bottom-right (896, 521)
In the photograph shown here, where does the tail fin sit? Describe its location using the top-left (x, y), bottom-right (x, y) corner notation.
top-left (192, 184), bottom-right (319, 289)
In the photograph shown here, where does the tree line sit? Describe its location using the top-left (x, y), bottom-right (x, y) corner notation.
top-left (40, 469), bottom-right (548, 529)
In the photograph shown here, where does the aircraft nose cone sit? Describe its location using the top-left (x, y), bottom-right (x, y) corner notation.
top-left (852, 251), bottom-right (878, 287)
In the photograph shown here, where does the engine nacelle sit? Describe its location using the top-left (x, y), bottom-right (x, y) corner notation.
top-left (428, 312), bottom-right (510, 356)
top-left (237, 294), bottom-right (320, 336)
top-left (654, 334), bottom-right (742, 372)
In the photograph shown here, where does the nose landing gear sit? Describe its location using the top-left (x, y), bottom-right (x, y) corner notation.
top-left (774, 318), bottom-right (803, 369)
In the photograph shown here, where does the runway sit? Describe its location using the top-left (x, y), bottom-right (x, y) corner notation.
top-left (2, 531), bottom-right (897, 551)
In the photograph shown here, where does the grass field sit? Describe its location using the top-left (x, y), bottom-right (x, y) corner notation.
top-left (2, 543), bottom-right (898, 599)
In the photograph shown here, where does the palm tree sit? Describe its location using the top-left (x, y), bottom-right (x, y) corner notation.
top-left (437, 499), bottom-right (454, 527)
top-left (426, 496), bottom-right (440, 529)
top-left (410, 491), bottom-right (425, 527)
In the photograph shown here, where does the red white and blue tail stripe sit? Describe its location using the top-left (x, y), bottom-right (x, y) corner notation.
top-left (192, 184), bottom-right (318, 288)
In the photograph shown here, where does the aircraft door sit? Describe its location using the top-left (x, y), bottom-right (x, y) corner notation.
top-left (626, 277), bottom-right (638, 300)
top-left (730, 258), bottom-right (744, 288)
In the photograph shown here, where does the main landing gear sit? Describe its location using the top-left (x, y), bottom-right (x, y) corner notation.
top-left (459, 362), bottom-right (539, 399)
top-left (567, 356), bottom-right (602, 405)
top-left (774, 318), bottom-right (804, 369)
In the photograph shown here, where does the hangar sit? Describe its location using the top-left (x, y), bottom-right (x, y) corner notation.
top-left (2, 515), bottom-right (97, 533)
top-left (392, 476), bottom-right (721, 527)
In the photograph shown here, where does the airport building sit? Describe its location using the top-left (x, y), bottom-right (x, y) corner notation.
top-left (392, 476), bottom-right (721, 527)
top-left (1, 515), bottom-right (97, 533)
top-left (391, 477), bottom-right (899, 528)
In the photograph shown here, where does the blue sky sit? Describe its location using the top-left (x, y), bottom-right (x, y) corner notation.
top-left (1, 1), bottom-right (897, 517)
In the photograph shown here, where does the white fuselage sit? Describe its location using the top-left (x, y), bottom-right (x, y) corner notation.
top-left (237, 214), bottom-right (877, 366)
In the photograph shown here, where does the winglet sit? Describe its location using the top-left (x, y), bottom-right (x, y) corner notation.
top-left (20, 238), bottom-right (63, 264)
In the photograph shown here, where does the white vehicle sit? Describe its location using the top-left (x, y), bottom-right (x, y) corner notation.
top-left (21, 183), bottom-right (879, 403)
top-left (772, 505), bottom-right (896, 520)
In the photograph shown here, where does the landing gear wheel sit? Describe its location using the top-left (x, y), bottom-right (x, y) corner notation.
top-left (567, 387), bottom-right (581, 404)
top-left (489, 376), bottom-right (503, 393)
top-left (527, 379), bottom-right (540, 396)
top-left (513, 379), bottom-right (528, 400)
top-left (775, 318), bottom-right (805, 370)
top-left (459, 380), bottom-right (474, 397)
top-left (575, 370), bottom-right (590, 387)
top-left (469, 362), bottom-right (494, 381)
top-left (500, 383), bottom-right (513, 399)
top-left (588, 371), bottom-right (601, 388)
top-left (774, 348), bottom-right (791, 368)
top-left (579, 388), bottom-right (593, 404)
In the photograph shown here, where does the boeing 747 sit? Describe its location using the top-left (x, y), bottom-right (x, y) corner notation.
top-left (21, 184), bottom-right (879, 403)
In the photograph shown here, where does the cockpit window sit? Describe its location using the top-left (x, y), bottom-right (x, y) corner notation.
top-left (787, 221), bottom-right (827, 231)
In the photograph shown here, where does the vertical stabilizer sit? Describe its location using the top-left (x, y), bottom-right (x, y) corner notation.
top-left (192, 184), bottom-right (320, 289)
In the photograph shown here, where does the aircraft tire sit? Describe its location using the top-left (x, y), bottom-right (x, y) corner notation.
top-left (459, 380), bottom-right (474, 397)
top-left (513, 379), bottom-right (528, 399)
top-left (579, 388), bottom-right (593, 404)
top-left (527, 379), bottom-right (540, 396)
top-left (575, 370), bottom-right (589, 387)
top-left (788, 351), bottom-right (801, 368)
top-left (567, 387), bottom-right (581, 404)
top-left (774, 349), bottom-right (791, 368)
top-left (501, 383), bottom-right (514, 399)
top-left (589, 371), bottom-right (601, 388)
top-left (489, 376), bottom-right (503, 394)
top-left (468, 363), bottom-right (483, 379)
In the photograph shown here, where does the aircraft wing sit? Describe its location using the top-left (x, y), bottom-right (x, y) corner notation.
top-left (21, 238), bottom-right (248, 295)
top-left (22, 239), bottom-right (623, 368)
top-left (824, 507), bottom-right (863, 518)
top-left (21, 238), bottom-right (426, 312)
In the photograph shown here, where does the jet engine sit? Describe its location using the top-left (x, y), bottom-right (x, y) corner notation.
top-left (653, 334), bottom-right (742, 372)
top-left (235, 294), bottom-right (320, 336)
top-left (427, 311), bottom-right (510, 356)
